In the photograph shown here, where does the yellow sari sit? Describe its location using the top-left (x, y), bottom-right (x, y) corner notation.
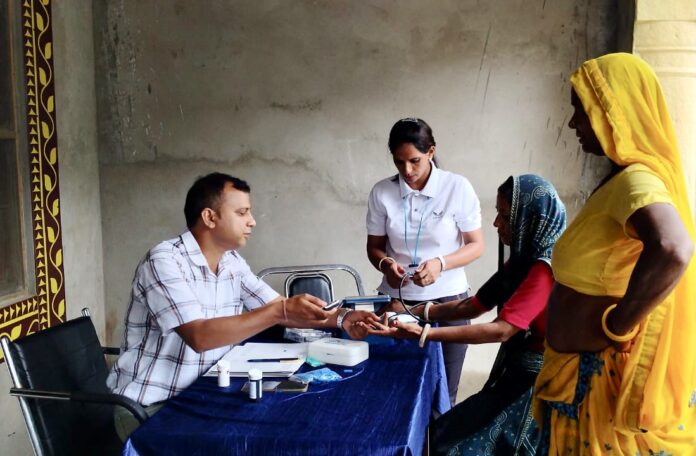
top-left (534, 53), bottom-right (696, 454)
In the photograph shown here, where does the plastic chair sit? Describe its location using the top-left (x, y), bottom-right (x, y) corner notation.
top-left (1, 308), bottom-right (147, 456)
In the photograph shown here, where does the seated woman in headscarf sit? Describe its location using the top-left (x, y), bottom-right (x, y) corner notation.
top-left (534, 53), bottom-right (696, 455)
top-left (367, 174), bottom-right (566, 455)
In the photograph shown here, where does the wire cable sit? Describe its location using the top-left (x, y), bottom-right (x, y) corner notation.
top-left (391, 273), bottom-right (430, 325)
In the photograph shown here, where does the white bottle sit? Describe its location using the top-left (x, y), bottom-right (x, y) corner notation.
top-left (248, 368), bottom-right (263, 402)
top-left (217, 359), bottom-right (231, 388)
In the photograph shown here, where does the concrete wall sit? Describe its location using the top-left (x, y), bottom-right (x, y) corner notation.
top-left (93, 0), bottom-right (617, 401)
top-left (0, 1), bottom-right (104, 454)
top-left (634, 0), bottom-right (696, 211)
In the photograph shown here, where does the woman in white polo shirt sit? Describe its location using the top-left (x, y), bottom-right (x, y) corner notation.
top-left (366, 117), bottom-right (484, 404)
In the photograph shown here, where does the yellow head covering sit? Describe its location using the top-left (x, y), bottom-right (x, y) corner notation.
top-left (571, 52), bottom-right (696, 432)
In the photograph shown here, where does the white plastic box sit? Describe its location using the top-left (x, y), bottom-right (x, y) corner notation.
top-left (307, 338), bottom-right (369, 366)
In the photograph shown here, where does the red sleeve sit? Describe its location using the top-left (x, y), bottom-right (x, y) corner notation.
top-left (497, 262), bottom-right (553, 330)
top-left (469, 295), bottom-right (489, 314)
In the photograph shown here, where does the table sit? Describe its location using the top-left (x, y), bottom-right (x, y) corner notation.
top-left (123, 340), bottom-right (450, 456)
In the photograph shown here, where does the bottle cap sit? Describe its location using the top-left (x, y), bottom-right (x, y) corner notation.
top-left (217, 359), bottom-right (231, 373)
top-left (248, 368), bottom-right (262, 380)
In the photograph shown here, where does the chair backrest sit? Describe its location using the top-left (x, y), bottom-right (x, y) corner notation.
top-left (253, 264), bottom-right (364, 341)
top-left (286, 272), bottom-right (334, 302)
top-left (257, 264), bottom-right (365, 299)
top-left (1, 316), bottom-right (122, 456)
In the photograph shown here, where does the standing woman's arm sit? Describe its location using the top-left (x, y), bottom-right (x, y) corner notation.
top-left (412, 229), bottom-right (484, 287)
top-left (547, 203), bottom-right (694, 353)
top-left (413, 175), bottom-right (484, 287)
top-left (447, 229), bottom-right (485, 268)
top-left (367, 234), bottom-right (407, 288)
top-left (366, 183), bottom-right (409, 288)
top-left (605, 203), bottom-right (693, 338)
top-left (367, 234), bottom-right (389, 269)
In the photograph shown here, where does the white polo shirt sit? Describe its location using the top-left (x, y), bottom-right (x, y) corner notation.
top-left (366, 165), bottom-right (481, 301)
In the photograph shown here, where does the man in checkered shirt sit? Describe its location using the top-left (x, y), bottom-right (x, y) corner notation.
top-left (107, 172), bottom-right (372, 439)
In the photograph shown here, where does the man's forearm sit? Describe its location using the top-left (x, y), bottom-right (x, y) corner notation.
top-left (176, 303), bottom-right (283, 352)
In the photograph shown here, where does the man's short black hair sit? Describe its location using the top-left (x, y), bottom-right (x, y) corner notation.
top-left (184, 173), bottom-right (250, 229)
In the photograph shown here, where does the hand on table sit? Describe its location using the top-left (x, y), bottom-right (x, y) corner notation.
top-left (411, 259), bottom-right (441, 288)
top-left (364, 314), bottom-right (422, 340)
top-left (342, 310), bottom-right (381, 339)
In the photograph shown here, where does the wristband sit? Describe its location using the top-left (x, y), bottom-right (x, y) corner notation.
top-left (418, 323), bottom-right (432, 348)
top-left (601, 304), bottom-right (639, 342)
top-left (282, 298), bottom-right (288, 321)
top-left (378, 256), bottom-right (396, 272)
top-left (423, 301), bottom-right (434, 322)
top-left (336, 308), bottom-right (353, 329)
top-left (436, 255), bottom-right (446, 272)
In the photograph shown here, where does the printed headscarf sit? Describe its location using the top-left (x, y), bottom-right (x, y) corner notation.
top-left (477, 175), bottom-right (565, 309)
top-left (509, 174), bottom-right (567, 264)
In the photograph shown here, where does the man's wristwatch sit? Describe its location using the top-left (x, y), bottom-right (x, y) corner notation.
top-left (336, 308), bottom-right (354, 329)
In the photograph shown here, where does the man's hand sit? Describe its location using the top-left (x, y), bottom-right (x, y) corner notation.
top-left (282, 293), bottom-right (330, 326)
top-left (411, 259), bottom-right (441, 287)
top-left (342, 310), bottom-right (380, 339)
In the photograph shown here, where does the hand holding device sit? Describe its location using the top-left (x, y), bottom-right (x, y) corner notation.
top-left (283, 294), bottom-right (330, 325)
top-left (411, 259), bottom-right (442, 287)
top-left (385, 261), bottom-right (409, 288)
top-left (323, 299), bottom-right (343, 311)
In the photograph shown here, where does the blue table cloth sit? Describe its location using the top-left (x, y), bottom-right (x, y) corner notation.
top-left (123, 340), bottom-right (450, 456)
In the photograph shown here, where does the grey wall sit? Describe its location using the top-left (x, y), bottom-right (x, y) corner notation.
top-left (0, 1), bottom-right (104, 454)
top-left (93, 0), bottom-right (617, 399)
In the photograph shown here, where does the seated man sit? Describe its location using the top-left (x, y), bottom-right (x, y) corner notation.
top-left (107, 172), bottom-right (370, 439)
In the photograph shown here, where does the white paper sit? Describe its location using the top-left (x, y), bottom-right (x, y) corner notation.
top-left (204, 342), bottom-right (308, 378)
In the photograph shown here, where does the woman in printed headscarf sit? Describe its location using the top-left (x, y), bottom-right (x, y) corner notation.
top-left (534, 53), bottom-right (696, 455)
top-left (369, 174), bottom-right (566, 455)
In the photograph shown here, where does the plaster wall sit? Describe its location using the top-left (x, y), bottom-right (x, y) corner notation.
top-left (93, 0), bottom-right (617, 402)
top-left (0, 1), bottom-right (104, 454)
top-left (634, 0), bottom-right (696, 210)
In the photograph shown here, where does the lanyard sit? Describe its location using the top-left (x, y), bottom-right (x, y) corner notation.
top-left (402, 194), bottom-right (432, 266)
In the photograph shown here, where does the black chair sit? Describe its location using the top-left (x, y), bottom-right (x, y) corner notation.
top-left (1, 308), bottom-right (147, 456)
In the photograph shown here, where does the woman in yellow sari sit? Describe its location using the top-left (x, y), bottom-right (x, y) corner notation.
top-left (534, 53), bottom-right (696, 454)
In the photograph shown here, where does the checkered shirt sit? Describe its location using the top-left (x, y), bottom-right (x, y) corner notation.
top-left (106, 231), bottom-right (279, 405)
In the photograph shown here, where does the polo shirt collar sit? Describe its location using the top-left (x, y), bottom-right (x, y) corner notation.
top-left (398, 162), bottom-right (441, 199)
